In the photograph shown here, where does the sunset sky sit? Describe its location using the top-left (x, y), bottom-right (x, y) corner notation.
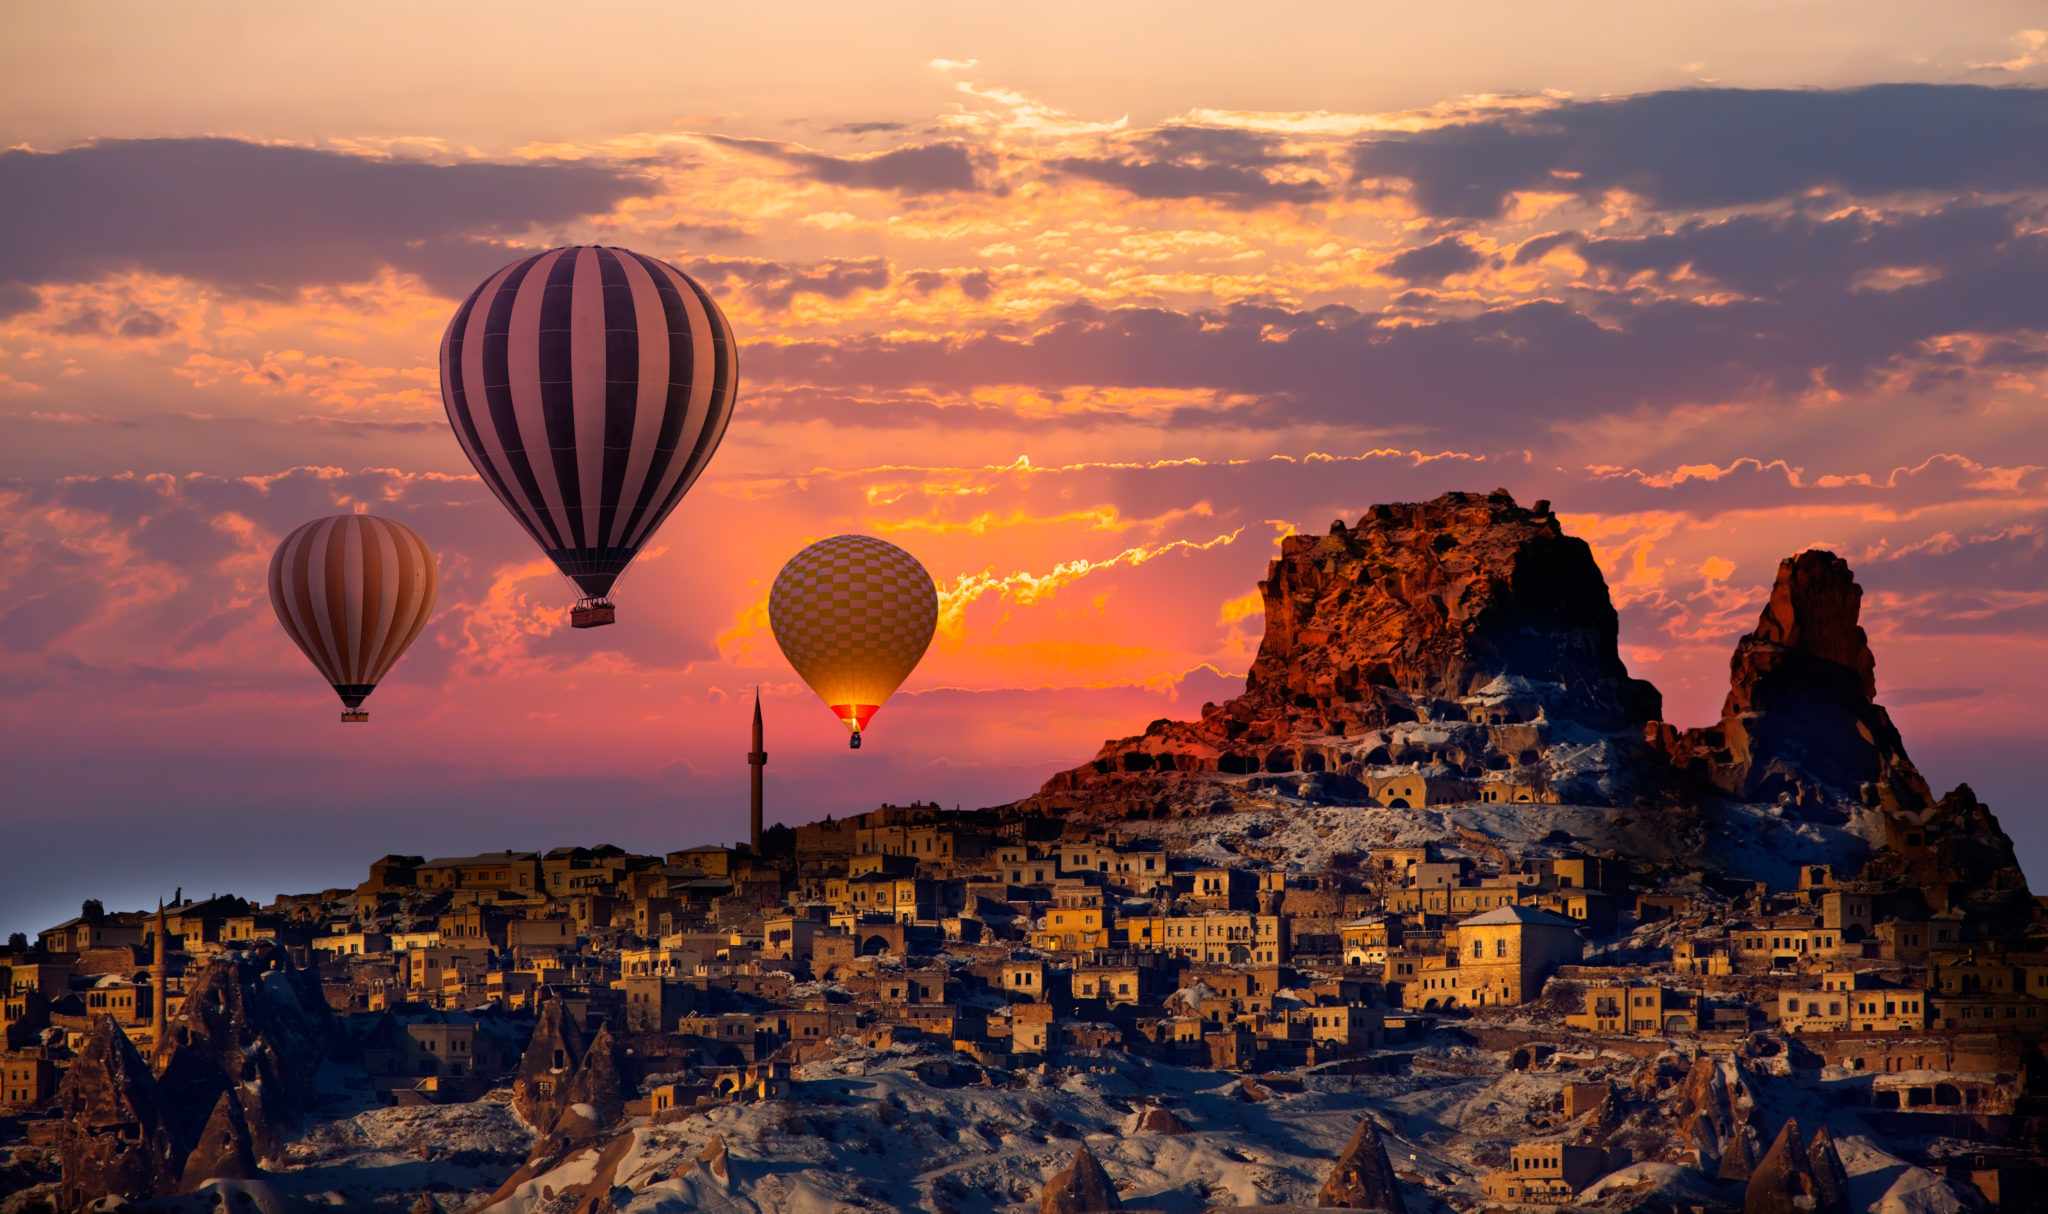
top-left (4, 3), bottom-right (2046, 934)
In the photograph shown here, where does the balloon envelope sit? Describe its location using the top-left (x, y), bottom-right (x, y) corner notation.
top-left (438, 245), bottom-right (738, 607)
top-left (268, 513), bottom-right (438, 719)
top-left (769, 535), bottom-right (938, 742)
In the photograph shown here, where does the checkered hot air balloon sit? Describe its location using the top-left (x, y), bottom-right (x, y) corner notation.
top-left (769, 535), bottom-right (939, 748)
top-left (268, 514), bottom-right (439, 723)
top-left (438, 246), bottom-right (738, 629)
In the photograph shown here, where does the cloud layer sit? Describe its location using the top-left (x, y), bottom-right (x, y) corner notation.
top-left (3, 76), bottom-right (2047, 931)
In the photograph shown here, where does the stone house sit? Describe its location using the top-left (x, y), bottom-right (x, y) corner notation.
top-left (1000, 958), bottom-right (1049, 1000)
top-left (1566, 983), bottom-right (1695, 1035)
top-left (1306, 1003), bottom-right (1382, 1050)
top-left (0, 1055), bottom-right (56, 1109)
top-left (79, 977), bottom-right (150, 1029)
top-left (39, 917), bottom-right (144, 954)
top-left (1481, 1143), bottom-right (1610, 1203)
top-left (416, 852), bottom-right (541, 893)
top-left (1673, 933), bottom-right (1733, 976)
top-left (1119, 913), bottom-right (1286, 965)
top-left (1073, 962), bottom-right (1145, 1006)
top-left (1405, 905), bottom-right (1583, 1009)
top-left (1341, 915), bottom-right (1400, 965)
top-left (1032, 906), bottom-right (1110, 952)
top-left (1367, 770), bottom-right (1471, 808)
top-left (1189, 866), bottom-right (1256, 911)
top-left (614, 976), bottom-right (700, 1032)
top-left (1820, 971), bottom-right (1929, 1033)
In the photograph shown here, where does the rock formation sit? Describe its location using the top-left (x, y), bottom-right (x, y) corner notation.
top-left (559, 1022), bottom-right (628, 1128)
top-left (1134, 1105), bottom-right (1192, 1135)
top-left (1715, 1122), bottom-right (1761, 1185)
top-left (55, 947), bottom-right (341, 1208)
top-left (54, 1018), bottom-right (182, 1208)
top-left (1743, 1119), bottom-right (1847, 1214)
top-left (1806, 1125), bottom-right (1851, 1214)
top-left (1020, 494), bottom-right (2035, 932)
top-left (697, 1134), bottom-right (732, 1189)
top-left (177, 1091), bottom-right (260, 1192)
top-left (1676, 551), bottom-right (1931, 816)
top-left (1033, 491), bottom-right (1664, 814)
top-left (151, 943), bottom-right (338, 1159)
top-left (1674, 1057), bottom-right (1733, 1141)
top-left (512, 992), bottom-right (587, 1127)
top-left (1865, 783), bottom-right (2040, 932)
top-left (1039, 1142), bottom-right (1122, 1214)
top-left (1316, 1115), bottom-right (1407, 1211)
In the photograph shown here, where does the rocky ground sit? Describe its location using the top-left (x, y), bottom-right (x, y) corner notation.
top-left (2, 1031), bottom-right (1978, 1214)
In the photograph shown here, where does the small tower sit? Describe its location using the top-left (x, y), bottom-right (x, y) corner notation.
top-left (748, 689), bottom-right (767, 853)
top-left (151, 899), bottom-right (168, 1044)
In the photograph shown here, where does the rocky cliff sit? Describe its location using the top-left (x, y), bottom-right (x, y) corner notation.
top-left (1673, 550), bottom-right (1932, 817)
top-left (1027, 490), bottom-right (2035, 921)
top-left (1033, 491), bottom-right (1666, 814)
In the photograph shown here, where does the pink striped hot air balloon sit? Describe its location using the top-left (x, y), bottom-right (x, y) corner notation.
top-left (268, 513), bottom-right (439, 722)
top-left (437, 246), bottom-right (739, 628)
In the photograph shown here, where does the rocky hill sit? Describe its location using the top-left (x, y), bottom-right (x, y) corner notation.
top-left (1029, 490), bottom-right (2034, 911)
top-left (1034, 491), bottom-right (1667, 815)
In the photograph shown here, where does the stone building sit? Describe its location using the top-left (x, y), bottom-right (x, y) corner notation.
top-left (1481, 1143), bottom-right (1610, 1203)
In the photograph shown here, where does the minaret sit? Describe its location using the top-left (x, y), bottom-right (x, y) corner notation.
top-left (151, 899), bottom-right (168, 1045)
top-left (748, 689), bottom-right (767, 853)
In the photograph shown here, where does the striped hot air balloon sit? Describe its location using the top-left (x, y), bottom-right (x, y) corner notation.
top-left (769, 535), bottom-right (938, 748)
top-left (268, 514), bottom-right (439, 722)
top-left (438, 245), bottom-right (738, 628)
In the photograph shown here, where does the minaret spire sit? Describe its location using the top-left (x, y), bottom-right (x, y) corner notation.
top-left (748, 688), bottom-right (767, 853)
top-left (151, 898), bottom-right (168, 1047)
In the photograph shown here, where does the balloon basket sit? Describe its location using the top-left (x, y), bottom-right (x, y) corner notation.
top-left (571, 599), bottom-right (616, 628)
top-left (341, 709), bottom-right (369, 723)
top-left (849, 733), bottom-right (862, 749)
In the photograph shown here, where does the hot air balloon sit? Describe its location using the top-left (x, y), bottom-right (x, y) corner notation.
top-left (438, 246), bottom-right (738, 628)
top-left (268, 514), bottom-right (439, 722)
top-left (769, 535), bottom-right (938, 748)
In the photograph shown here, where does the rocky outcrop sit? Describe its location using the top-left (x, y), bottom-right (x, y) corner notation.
top-left (1040, 1142), bottom-right (1121, 1214)
top-left (559, 1022), bottom-right (628, 1128)
top-left (512, 993), bottom-right (587, 1127)
top-left (1743, 1119), bottom-right (1847, 1214)
top-left (1865, 783), bottom-right (2040, 931)
top-left (57, 948), bottom-right (340, 1207)
top-left (1806, 1125), bottom-right (1851, 1214)
top-left (151, 943), bottom-right (338, 1159)
top-left (1134, 1106), bottom-right (1192, 1135)
top-left (1674, 1058), bottom-right (1733, 1140)
top-left (1716, 1122), bottom-right (1761, 1184)
top-left (177, 1091), bottom-right (260, 1192)
top-left (1677, 551), bottom-right (1930, 816)
top-left (55, 1018), bottom-right (182, 1208)
top-left (1317, 1115), bottom-right (1407, 1211)
top-left (697, 1134), bottom-right (732, 1189)
top-left (1033, 491), bottom-right (1663, 813)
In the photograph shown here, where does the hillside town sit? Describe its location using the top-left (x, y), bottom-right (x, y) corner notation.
top-left (4, 495), bottom-right (2044, 1212)
top-left (3, 775), bottom-right (2043, 1210)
